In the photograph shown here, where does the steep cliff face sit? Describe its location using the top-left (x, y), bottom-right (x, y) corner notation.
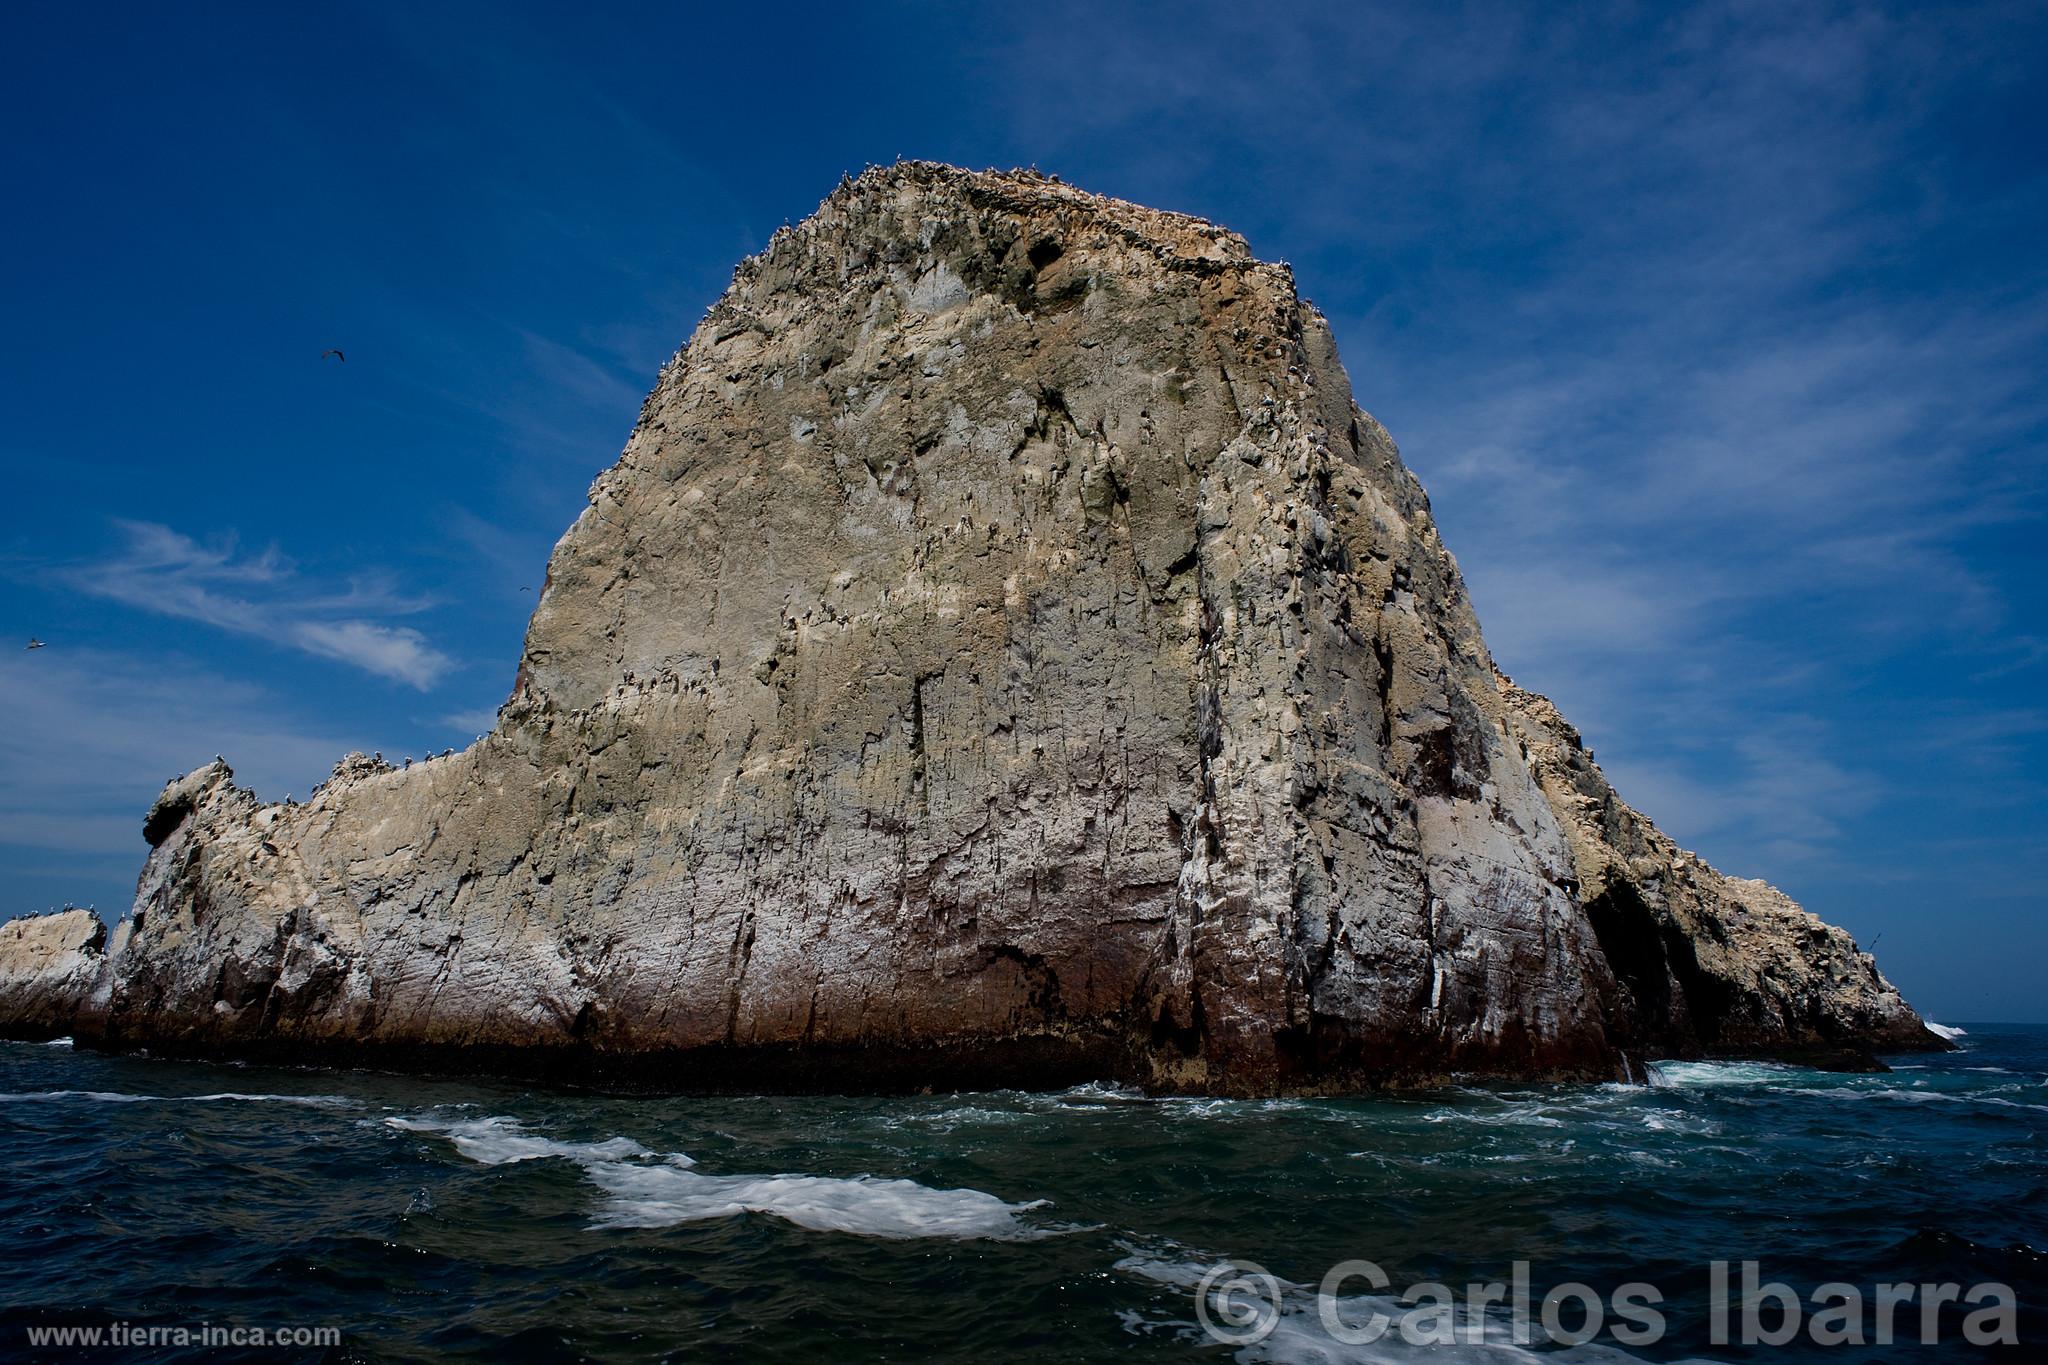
top-left (2, 164), bottom-right (1936, 1089)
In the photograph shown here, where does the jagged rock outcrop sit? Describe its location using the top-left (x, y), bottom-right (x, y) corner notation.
top-left (0, 163), bottom-right (1939, 1090)
top-left (1498, 682), bottom-right (1929, 1066)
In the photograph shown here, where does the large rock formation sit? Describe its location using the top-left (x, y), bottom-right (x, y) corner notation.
top-left (0, 164), bottom-right (1937, 1089)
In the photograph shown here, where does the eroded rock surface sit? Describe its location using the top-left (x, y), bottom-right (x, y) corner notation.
top-left (1, 164), bottom-right (1938, 1089)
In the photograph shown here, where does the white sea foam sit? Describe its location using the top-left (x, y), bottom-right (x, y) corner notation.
top-left (1925, 1020), bottom-right (1968, 1040)
top-left (1784, 1086), bottom-right (2048, 1113)
top-left (1151, 1097), bottom-right (1255, 1119)
top-left (588, 1160), bottom-right (1047, 1239)
top-left (1641, 1060), bottom-right (1797, 1088)
top-left (902, 1103), bottom-right (1028, 1132)
top-left (1644, 1058), bottom-right (2045, 1112)
top-left (386, 1114), bottom-right (654, 1165)
top-left (1057, 1081), bottom-right (1154, 1107)
top-left (1422, 1103), bottom-right (1566, 1129)
top-left (0, 1089), bottom-right (357, 1107)
top-left (190, 1092), bottom-right (361, 1106)
top-left (1637, 1108), bottom-right (1719, 1135)
top-left (388, 1112), bottom-right (1048, 1240)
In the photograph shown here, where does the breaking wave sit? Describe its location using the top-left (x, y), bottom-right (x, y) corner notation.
top-left (387, 1113), bottom-right (1049, 1241)
top-left (1641, 1060), bottom-right (1801, 1088)
top-left (386, 1114), bottom-right (653, 1165)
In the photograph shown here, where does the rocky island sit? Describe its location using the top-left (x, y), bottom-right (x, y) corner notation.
top-left (0, 164), bottom-right (1939, 1091)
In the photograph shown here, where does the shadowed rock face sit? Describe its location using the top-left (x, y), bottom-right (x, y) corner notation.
top-left (1, 164), bottom-right (1936, 1089)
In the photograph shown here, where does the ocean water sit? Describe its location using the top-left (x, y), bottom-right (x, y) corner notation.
top-left (1, 1028), bottom-right (2041, 1361)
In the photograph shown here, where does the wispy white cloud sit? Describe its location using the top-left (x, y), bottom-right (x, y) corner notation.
top-left (289, 620), bottom-right (450, 690)
top-left (61, 521), bottom-right (455, 690)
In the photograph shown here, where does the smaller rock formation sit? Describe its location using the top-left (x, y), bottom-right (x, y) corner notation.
top-left (1499, 678), bottom-right (1932, 1068)
top-left (0, 909), bottom-right (107, 1041)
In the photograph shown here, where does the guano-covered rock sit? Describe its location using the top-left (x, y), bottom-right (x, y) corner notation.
top-left (0, 163), bottom-right (1938, 1090)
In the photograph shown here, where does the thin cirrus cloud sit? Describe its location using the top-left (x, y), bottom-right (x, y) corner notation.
top-left (61, 520), bottom-right (455, 691)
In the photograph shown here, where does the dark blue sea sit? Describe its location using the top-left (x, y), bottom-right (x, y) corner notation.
top-left (2, 1025), bottom-right (2041, 1361)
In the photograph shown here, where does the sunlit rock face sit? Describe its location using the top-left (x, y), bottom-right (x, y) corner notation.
top-left (2, 164), bottom-right (1933, 1090)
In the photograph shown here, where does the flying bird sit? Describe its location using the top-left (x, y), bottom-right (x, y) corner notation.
top-left (25, 638), bottom-right (44, 650)
top-left (321, 348), bottom-right (346, 362)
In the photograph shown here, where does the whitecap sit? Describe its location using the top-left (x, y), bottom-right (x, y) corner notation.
top-left (1153, 1098), bottom-right (1247, 1119)
top-left (389, 1112), bottom-right (1048, 1241)
top-left (0, 1090), bottom-right (357, 1107)
top-left (903, 1103), bottom-right (1027, 1132)
top-left (1638, 1108), bottom-right (1720, 1135)
top-left (588, 1160), bottom-right (1048, 1239)
top-left (1925, 1021), bottom-right (1968, 1040)
top-left (1057, 1081), bottom-right (1154, 1107)
top-left (1784, 1086), bottom-right (2048, 1114)
top-left (1421, 1103), bottom-right (1565, 1129)
top-left (188, 1092), bottom-right (360, 1107)
top-left (386, 1114), bottom-right (654, 1165)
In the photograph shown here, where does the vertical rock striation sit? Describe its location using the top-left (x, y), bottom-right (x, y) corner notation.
top-left (1, 164), bottom-right (1937, 1089)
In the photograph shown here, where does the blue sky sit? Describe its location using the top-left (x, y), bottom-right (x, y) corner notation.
top-left (2, 2), bottom-right (2042, 1021)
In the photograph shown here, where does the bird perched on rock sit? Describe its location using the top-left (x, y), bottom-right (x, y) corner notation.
top-left (25, 638), bottom-right (44, 650)
top-left (321, 348), bottom-right (346, 362)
